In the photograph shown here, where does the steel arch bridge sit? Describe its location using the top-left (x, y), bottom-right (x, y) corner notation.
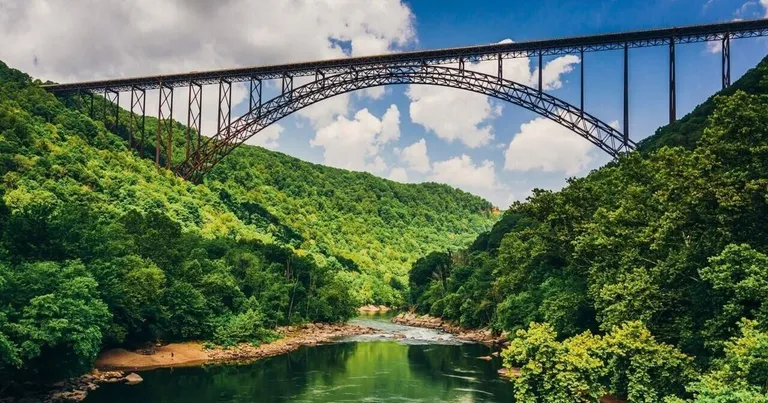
top-left (178, 65), bottom-right (632, 180)
top-left (42, 18), bottom-right (768, 181)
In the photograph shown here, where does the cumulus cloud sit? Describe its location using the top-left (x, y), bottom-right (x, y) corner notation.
top-left (430, 155), bottom-right (501, 192)
top-left (0, 0), bottom-right (416, 137)
top-left (406, 39), bottom-right (580, 148)
top-left (407, 87), bottom-right (500, 148)
top-left (398, 138), bottom-right (431, 173)
top-left (429, 154), bottom-right (513, 208)
top-left (310, 106), bottom-right (400, 174)
top-left (388, 167), bottom-right (409, 182)
top-left (504, 117), bottom-right (595, 175)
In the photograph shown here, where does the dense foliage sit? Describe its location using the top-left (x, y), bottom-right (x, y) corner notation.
top-left (208, 147), bottom-right (495, 306)
top-left (0, 59), bottom-right (493, 389)
top-left (409, 56), bottom-right (768, 400)
top-left (58, 84), bottom-right (495, 307)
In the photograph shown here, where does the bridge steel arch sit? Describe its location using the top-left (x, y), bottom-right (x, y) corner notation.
top-left (178, 64), bottom-right (635, 181)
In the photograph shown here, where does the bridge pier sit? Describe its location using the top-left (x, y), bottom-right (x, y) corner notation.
top-left (282, 73), bottom-right (293, 99)
top-left (186, 81), bottom-right (203, 161)
top-left (623, 43), bottom-right (629, 143)
top-left (669, 40), bottom-right (676, 124)
top-left (86, 90), bottom-right (94, 119)
top-left (156, 84), bottom-right (174, 169)
top-left (538, 51), bottom-right (543, 92)
top-left (129, 86), bottom-right (146, 155)
top-left (249, 77), bottom-right (262, 117)
top-left (217, 78), bottom-right (232, 138)
top-left (105, 88), bottom-right (120, 133)
top-left (722, 33), bottom-right (731, 89)
top-left (580, 49), bottom-right (584, 115)
top-left (497, 53), bottom-right (503, 82)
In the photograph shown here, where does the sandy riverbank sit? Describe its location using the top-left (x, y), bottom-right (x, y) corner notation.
top-left (42, 323), bottom-right (376, 402)
top-left (357, 304), bottom-right (391, 313)
top-left (96, 322), bottom-right (376, 370)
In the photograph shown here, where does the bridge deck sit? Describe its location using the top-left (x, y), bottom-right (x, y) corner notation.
top-left (42, 19), bottom-right (768, 93)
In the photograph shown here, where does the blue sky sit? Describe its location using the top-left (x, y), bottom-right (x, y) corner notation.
top-left (1, 0), bottom-right (767, 207)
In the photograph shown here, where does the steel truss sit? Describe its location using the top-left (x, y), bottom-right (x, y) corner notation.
top-left (104, 89), bottom-right (120, 131)
top-left (722, 34), bottom-right (731, 89)
top-left (186, 81), bottom-right (203, 160)
top-left (42, 19), bottom-right (768, 93)
top-left (156, 84), bottom-right (174, 168)
top-left (129, 86), bottom-right (146, 154)
top-left (217, 79), bottom-right (232, 137)
top-left (177, 65), bottom-right (635, 181)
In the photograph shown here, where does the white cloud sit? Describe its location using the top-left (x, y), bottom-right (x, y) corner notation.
top-left (388, 167), bottom-right (409, 182)
top-left (429, 154), bottom-right (512, 208)
top-left (244, 124), bottom-right (283, 149)
top-left (0, 0), bottom-right (416, 137)
top-left (398, 138), bottom-right (430, 173)
top-left (407, 86), bottom-right (500, 148)
top-left (0, 1), bottom-right (415, 81)
top-left (429, 155), bottom-right (501, 192)
top-left (310, 106), bottom-right (400, 174)
top-left (406, 39), bottom-right (580, 148)
top-left (706, 40), bottom-right (722, 54)
top-left (762, 0), bottom-right (768, 16)
top-left (540, 55), bottom-right (580, 90)
top-left (379, 104), bottom-right (401, 144)
top-left (504, 117), bottom-right (594, 175)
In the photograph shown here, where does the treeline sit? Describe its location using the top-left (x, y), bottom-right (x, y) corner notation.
top-left (408, 56), bottom-right (768, 401)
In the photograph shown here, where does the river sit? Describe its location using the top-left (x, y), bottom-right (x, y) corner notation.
top-left (84, 312), bottom-right (514, 402)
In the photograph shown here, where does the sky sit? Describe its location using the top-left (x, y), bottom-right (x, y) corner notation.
top-left (1, 0), bottom-right (767, 208)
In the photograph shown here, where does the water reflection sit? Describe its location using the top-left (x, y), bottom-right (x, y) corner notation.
top-left (85, 316), bottom-right (513, 403)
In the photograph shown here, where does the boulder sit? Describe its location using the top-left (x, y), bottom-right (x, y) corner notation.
top-left (124, 372), bottom-right (143, 385)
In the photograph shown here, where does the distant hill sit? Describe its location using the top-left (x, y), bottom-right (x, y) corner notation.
top-left (207, 145), bottom-right (496, 303)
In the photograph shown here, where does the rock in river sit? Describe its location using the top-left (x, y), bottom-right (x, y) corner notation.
top-left (125, 372), bottom-right (143, 385)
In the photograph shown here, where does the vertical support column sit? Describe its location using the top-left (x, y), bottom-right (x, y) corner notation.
top-left (186, 81), bottom-right (203, 161)
top-left (538, 50), bottom-right (543, 92)
top-left (217, 78), bottom-right (232, 136)
top-left (282, 73), bottom-right (293, 99)
top-left (129, 86), bottom-right (146, 155)
top-left (669, 39), bottom-right (677, 124)
top-left (155, 83), bottom-right (174, 169)
top-left (88, 91), bottom-right (94, 118)
top-left (102, 88), bottom-right (108, 121)
top-left (105, 89), bottom-right (119, 133)
top-left (580, 48), bottom-right (585, 115)
top-left (497, 53), bottom-right (503, 82)
top-left (249, 77), bottom-right (262, 117)
top-left (459, 57), bottom-right (465, 76)
top-left (623, 43), bottom-right (629, 143)
top-left (722, 33), bottom-right (731, 89)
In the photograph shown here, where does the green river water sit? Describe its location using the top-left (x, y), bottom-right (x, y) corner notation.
top-left (84, 313), bottom-right (514, 402)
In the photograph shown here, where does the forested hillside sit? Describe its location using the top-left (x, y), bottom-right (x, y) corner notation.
top-left (0, 59), bottom-right (493, 388)
top-left (55, 81), bottom-right (496, 306)
top-left (209, 147), bottom-right (495, 304)
top-left (408, 55), bottom-right (768, 401)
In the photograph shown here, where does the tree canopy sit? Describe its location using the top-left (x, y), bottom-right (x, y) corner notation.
top-left (408, 55), bottom-right (768, 400)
